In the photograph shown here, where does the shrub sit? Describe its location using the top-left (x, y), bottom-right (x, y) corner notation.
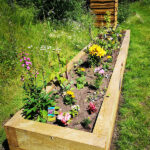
top-left (15, 0), bottom-right (86, 21)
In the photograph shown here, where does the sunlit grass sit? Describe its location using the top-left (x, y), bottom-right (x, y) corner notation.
top-left (115, 1), bottom-right (150, 149)
top-left (0, 1), bottom-right (99, 145)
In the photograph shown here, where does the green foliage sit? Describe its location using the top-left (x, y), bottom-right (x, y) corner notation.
top-left (56, 75), bottom-right (73, 92)
top-left (70, 105), bottom-right (80, 118)
top-left (76, 75), bottom-right (87, 89)
top-left (104, 11), bottom-right (111, 29)
top-left (76, 68), bottom-right (86, 76)
top-left (81, 118), bottom-right (91, 128)
top-left (63, 95), bottom-right (76, 105)
top-left (15, 0), bottom-right (86, 21)
top-left (118, 0), bottom-right (130, 23)
top-left (93, 74), bottom-right (103, 90)
top-left (115, 2), bottom-right (150, 149)
top-left (23, 90), bottom-right (58, 119)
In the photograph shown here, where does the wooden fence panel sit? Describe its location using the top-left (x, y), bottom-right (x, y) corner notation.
top-left (90, 0), bottom-right (118, 27)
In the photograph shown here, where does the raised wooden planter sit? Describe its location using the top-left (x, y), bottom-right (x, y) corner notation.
top-left (4, 30), bottom-right (130, 150)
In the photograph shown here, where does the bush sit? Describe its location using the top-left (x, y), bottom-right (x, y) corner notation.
top-left (15, 0), bottom-right (86, 21)
top-left (118, 0), bottom-right (130, 23)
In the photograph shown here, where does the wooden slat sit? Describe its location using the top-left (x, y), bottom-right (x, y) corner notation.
top-left (95, 15), bottom-right (116, 21)
top-left (90, 2), bottom-right (115, 9)
top-left (93, 30), bottom-right (130, 149)
top-left (91, 9), bottom-right (115, 15)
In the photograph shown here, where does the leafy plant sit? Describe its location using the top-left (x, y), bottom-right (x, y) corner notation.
top-left (56, 75), bottom-right (73, 92)
top-left (76, 75), bottom-right (87, 89)
top-left (23, 90), bottom-right (58, 120)
top-left (70, 105), bottom-right (80, 118)
top-left (76, 67), bottom-right (86, 76)
top-left (93, 74), bottom-right (103, 90)
top-left (63, 91), bottom-right (76, 105)
top-left (81, 118), bottom-right (92, 128)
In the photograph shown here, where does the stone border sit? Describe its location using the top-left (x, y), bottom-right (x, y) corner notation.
top-left (4, 30), bottom-right (130, 150)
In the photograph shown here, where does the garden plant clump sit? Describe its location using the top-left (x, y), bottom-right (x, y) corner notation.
top-left (19, 14), bottom-right (125, 132)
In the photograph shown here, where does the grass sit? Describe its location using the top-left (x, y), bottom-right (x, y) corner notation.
top-left (115, 1), bottom-right (150, 149)
top-left (0, 1), bottom-right (98, 145)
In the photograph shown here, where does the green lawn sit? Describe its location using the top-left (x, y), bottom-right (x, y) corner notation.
top-left (115, 1), bottom-right (150, 150)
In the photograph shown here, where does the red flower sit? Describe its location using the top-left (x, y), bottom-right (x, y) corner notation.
top-left (88, 102), bottom-right (97, 113)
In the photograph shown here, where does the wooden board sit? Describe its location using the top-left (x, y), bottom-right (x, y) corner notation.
top-left (93, 30), bottom-right (130, 149)
top-left (90, 0), bottom-right (118, 27)
top-left (4, 30), bottom-right (130, 150)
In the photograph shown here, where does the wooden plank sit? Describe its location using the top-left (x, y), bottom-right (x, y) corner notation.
top-left (93, 30), bottom-right (130, 150)
top-left (94, 22), bottom-right (115, 27)
top-left (5, 111), bottom-right (106, 150)
top-left (91, 9), bottom-right (115, 15)
top-left (90, 2), bottom-right (115, 9)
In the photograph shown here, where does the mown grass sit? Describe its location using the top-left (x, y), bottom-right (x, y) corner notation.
top-left (0, 1), bottom-right (98, 145)
top-left (115, 1), bottom-right (150, 150)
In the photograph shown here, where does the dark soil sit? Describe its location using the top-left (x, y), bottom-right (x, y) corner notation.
top-left (47, 32), bottom-right (126, 132)
top-left (48, 49), bottom-right (120, 132)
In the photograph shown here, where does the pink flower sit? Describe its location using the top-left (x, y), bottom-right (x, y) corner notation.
top-left (35, 75), bottom-right (37, 78)
top-left (57, 112), bottom-right (64, 120)
top-left (25, 61), bottom-right (32, 66)
top-left (22, 64), bottom-right (25, 67)
top-left (25, 53), bottom-right (29, 56)
top-left (20, 59), bottom-right (23, 62)
top-left (27, 58), bottom-right (30, 61)
top-left (27, 66), bottom-right (30, 70)
top-left (61, 118), bottom-right (66, 125)
top-left (36, 72), bottom-right (39, 75)
top-left (99, 69), bottom-right (105, 75)
top-left (23, 57), bottom-right (26, 60)
top-left (64, 113), bottom-right (71, 121)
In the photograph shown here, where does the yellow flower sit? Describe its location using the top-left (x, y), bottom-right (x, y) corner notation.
top-left (67, 91), bottom-right (75, 98)
top-left (112, 41), bottom-right (115, 44)
top-left (89, 44), bottom-right (106, 58)
top-left (107, 56), bottom-right (112, 59)
top-left (80, 68), bottom-right (85, 72)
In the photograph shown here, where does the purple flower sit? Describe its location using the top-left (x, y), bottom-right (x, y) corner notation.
top-left (99, 69), bottom-right (105, 75)
top-left (25, 61), bottom-right (32, 66)
top-left (27, 66), bottom-right (30, 70)
top-left (23, 57), bottom-right (26, 60)
top-left (20, 59), bottom-right (23, 62)
top-left (94, 67), bottom-right (102, 73)
top-left (25, 53), bottom-right (29, 56)
top-left (22, 64), bottom-right (25, 67)
top-left (27, 58), bottom-right (30, 61)
top-left (35, 75), bottom-right (37, 78)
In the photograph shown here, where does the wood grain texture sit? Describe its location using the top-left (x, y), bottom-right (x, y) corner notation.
top-left (90, 0), bottom-right (118, 27)
top-left (4, 30), bottom-right (130, 150)
top-left (93, 30), bottom-right (130, 150)
top-left (90, 2), bottom-right (115, 9)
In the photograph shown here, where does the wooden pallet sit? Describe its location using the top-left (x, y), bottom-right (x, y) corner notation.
top-left (90, 0), bottom-right (118, 27)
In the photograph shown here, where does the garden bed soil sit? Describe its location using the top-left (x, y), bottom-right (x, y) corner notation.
top-left (49, 49), bottom-right (120, 132)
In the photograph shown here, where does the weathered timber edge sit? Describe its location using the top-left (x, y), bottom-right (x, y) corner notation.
top-left (4, 30), bottom-right (130, 150)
